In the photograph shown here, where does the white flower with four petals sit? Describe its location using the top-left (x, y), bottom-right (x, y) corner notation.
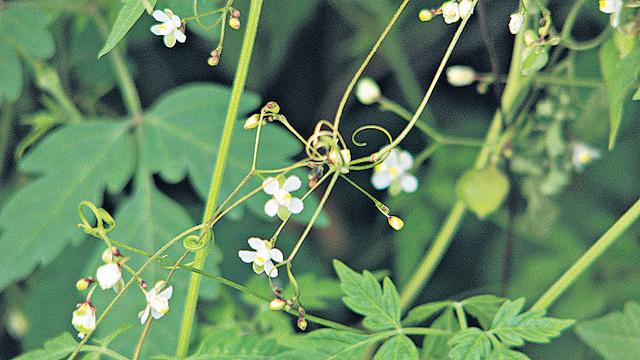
top-left (150, 9), bottom-right (186, 48)
top-left (138, 282), bottom-right (173, 324)
top-left (238, 237), bottom-right (284, 278)
top-left (263, 176), bottom-right (304, 220)
top-left (371, 149), bottom-right (418, 196)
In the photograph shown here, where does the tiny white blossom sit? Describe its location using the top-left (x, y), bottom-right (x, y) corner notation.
top-left (509, 13), bottom-right (524, 34)
top-left (138, 282), bottom-right (173, 324)
top-left (371, 149), bottom-right (419, 196)
top-left (355, 77), bottom-right (381, 105)
top-left (150, 9), bottom-right (186, 48)
top-left (72, 302), bottom-right (96, 339)
top-left (459, 0), bottom-right (474, 20)
top-left (441, 1), bottom-right (460, 24)
top-left (599, 0), bottom-right (624, 27)
top-left (95, 263), bottom-right (122, 290)
top-left (572, 143), bottom-right (601, 171)
top-left (446, 66), bottom-right (476, 87)
top-left (263, 176), bottom-right (304, 220)
top-left (238, 237), bottom-right (284, 278)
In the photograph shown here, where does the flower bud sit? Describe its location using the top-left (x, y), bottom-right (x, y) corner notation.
top-left (76, 278), bottom-right (92, 291)
top-left (523, 30), bottom-right (538, 46)
top-left (96, 263), bottom-right (122, 290)
top-left (244, 114), bottom-right (261, 130)
top-left (72, 302), bottom-right (96, 339)
top-left (509, 13), bottom-right (524, 35)
top-left (446, 66), bottom-right (476, 87)
top-left (269, 298), bottom-right (286, 311)
top-left (101, 247), bottom-right (114, 263)
top-left (355, 77), bottom-right (381, 105)
top-left (459, 0), bottom-right (474, 20)
top-left (6, 309), bottom-right (29, 338)
top-left (388, 216), bottom-right (404, 231)
top-left (263, 101), bottom-right (280, 114)
top-left (208, 49), bottom-right (221, 67)
top-left (418, 9), bottom-right (434, 22)
top-left (297, 317), bottom-right (308, 331)
top-left (441, 1), bottom-right (460, 24)
top-left (328, 149), bottom-right (352, 173)
top-left (230, 9), bottom-right (240, 18)
top-left (229, 16), bottom-right (241, 30)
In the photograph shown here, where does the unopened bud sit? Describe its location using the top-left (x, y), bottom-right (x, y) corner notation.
top-left (355, 77), bottom-right (381, 105)
top-left (388, 216), bottom-right (404, 231)
top-left (297, 317), bottom-right (308, 331)
top-left (269, 298), bottom-right (286, 311)
top-left (229, 16), bottom-right (241, 30)
top-left (263, 101), bottom-right (280, 114)
top-left (509, 13), bottom-right (524, 35)
top-left (6, 309), bottom-right (29, 338)
top-left (524, 30), bottom-right (538, 46)
top-left (244, 114), bottom-right (261, 130)
top-left (446, 66), bottom-right (476, 87)
top-left (101, 247), bottom-right (119, 263)
top-left (418, 9), bottom-right (434, 22)
top-left (76, 278), bottom-right (92, 291)
top-left (230, 9), bottom-right (240, 18)
top-left (208, 49), bottom-right (221, 67)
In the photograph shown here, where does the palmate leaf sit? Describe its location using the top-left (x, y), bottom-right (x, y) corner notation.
top-left (280, 329), bottom-right (376, 360)
top-left (575, 301), bottom-right (640, 360)
top-left (422, 307), bottom-right (460, 360)
top-left (14, 332), bottom-right (77, 360)
top-left (0, 121), bottom-right (135, 290)
top-left (448, 328), bottom-right (492, 360)
top-left (178, 328), bottom-right (288, 359)
top-left (98, 0), bottom-right (158, 58)
top-left (333, 260), bottom-right (401, 331)
top-left (462, 295), bottom-right (506, 330)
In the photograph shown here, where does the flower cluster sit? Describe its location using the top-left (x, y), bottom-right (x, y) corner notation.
top-left (418, 1), bottom-right (474, 24)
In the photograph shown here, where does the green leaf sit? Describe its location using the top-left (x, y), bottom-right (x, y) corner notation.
top-left (14, 332), bottom-right (77, 360)
top-left (183, 328), bottom-right (288, 359)
top-left (462, 295), bottom-right (505, 330)
top-left (633, 86), bottom-right (640, 101)
top-left (448, 328), bottom-right (492, 360)
top-left (599, 38), bottom-right (640, 149)
top-left (456, 168), bottom-right (510, 218)
top-left (98, 0), bottom-right (158, 58)
top-left (422, 307), bottom-right (459, 360)
top-left (0, 6), bottom-right (55, 60)
top-left (575, 301), bottom-right (640, 360)
top-left (333, 260), bottom-right (401, 331)
top-left (490, 298), bottom-right (574, 347)
top-left (374, 334), bottom-right (419, 360)
top-left (91, 175), bottom-right (196, 357)
top-left (0, 45), bottom-right (21, 102)
top-left (403, 301), bottom-right (451, 325)
top-left (280, 329), bottom-right (376, 360)
top-left (0, 121), bottom-right (135, 290)
top-left (488, 347), bottom-right (530, 360)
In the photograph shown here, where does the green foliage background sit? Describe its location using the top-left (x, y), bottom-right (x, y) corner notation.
top-left (0, 0), bottom-right (638, 359)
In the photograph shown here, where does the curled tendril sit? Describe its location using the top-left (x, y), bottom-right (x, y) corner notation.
top-left (182, 229), bottom-right (213, 252)
top-left (78, 201), bottom-right (115, 238)
top-left (351, 124), bottom-right (392, 147)
top-left (306, 121), bottom-right (350, 164)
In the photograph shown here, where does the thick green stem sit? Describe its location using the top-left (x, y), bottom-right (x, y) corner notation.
top-left (176, 0), bottom-right (263, 356)
top-left (531, 199), bottom-right (640, 311)
top-left (399, 16), bottom-right (532, 311)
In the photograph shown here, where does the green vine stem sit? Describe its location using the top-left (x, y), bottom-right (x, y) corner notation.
top-left (399, 15), bottom-right (532, 311)
top-left (531, 198), bottom-right (640, 311)
top-left (176, 0), bottom-right (263, 356)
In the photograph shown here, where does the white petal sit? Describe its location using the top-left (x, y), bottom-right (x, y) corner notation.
top-left (264, 199), bottom-right (278, 217)
top-left (384, 149), bottom-right (399, 166)
top-left (283, 176), bottom-right (302, 192)
top-left (269, 248), bottom-right (284, 263)
top-left (398, 151), bottom-right (414, 170)
top-left (170, 14), bottom-right (182, 28)
top-left (163, 32), bottom-right (176, 48)
top-left (139, 307), bottom-right (150, 324)
top-left (151, 308), bottom-right (164, 319)
top-left (263, 177), bottom-right (280, 195)
top-left (175, 29), bottom-right (186, 43)
top-left (264, 261), bottom-right (278, 278)
top-left (159, 286), bottom-right (173, 300)
top-left (371, 171), bottom-right (392, 190)
top-left (150, 24), bottom-right (172, 36)
top-left (248, 237), bottom-right (266, 251)
top-left (152, 10), bottom-right (169, 22)
top-left (287, 198), bottom-right (304, 214)
top-left (238, 250), bottom-right (257, 263)
top-left (401, 174), bottom-right (419, 193)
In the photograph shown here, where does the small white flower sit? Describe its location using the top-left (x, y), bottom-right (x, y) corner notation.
top-left (355, 77), bottom-right (381, 105)
top-left (238, 237), bottom-right (284, 278)
top-left (138, 282), bottom-right (173, 324)
top-left (96, 263), bottom-right (122, 290)
top-left (371, 149), bottom-right (419, 196)
top-left (150, 9), bottom-right (186, 48)
top-left (446, 66), bottom-right (476, 87)
top-left (263, 176), bottom-right (304, 220)
top-left (599, 0), bottom-right (624, 27)
top-left (509, 13), bottom-right (524, 34)
top-left (572, 143), bottom-right (601, 171)
top-left (72, 302), bottom-right (96, 339)
top-left (459, 0), bottom-right (474, 20)
top-left (441, 1), bottom-right (460, 24)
